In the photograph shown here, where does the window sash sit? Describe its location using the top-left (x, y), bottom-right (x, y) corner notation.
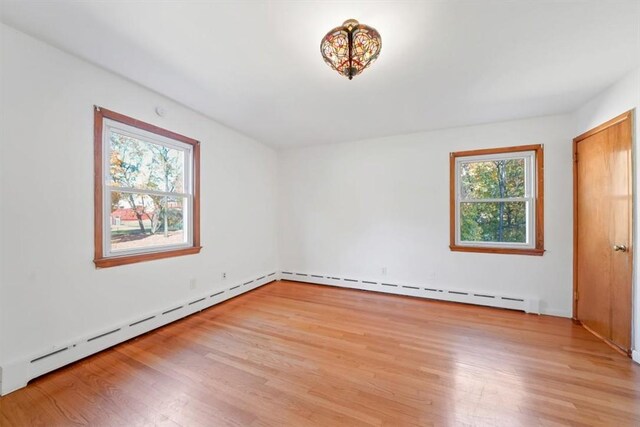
top-left (455, 151), bottom-right (536, 249)
top-left (102, 119), bottom-right (194, 258)
top-left (105, 193), bottom-right (193, 258)
top-left (104, 119), bottom-right (193, 195)
top-left (103, 190), bottom-right (193, 256)
top-left (460, 197), bottom-right (531, 203)
top-left (105, 185), bottom-right (191, 199)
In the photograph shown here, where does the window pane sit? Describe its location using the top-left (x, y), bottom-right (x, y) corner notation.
top-left (110, 191), bottom-right (186, 252)
top-left (150, 145), bottom-right (185, 193)
top-left (460, 201), bottom-right (527, 243)
top-left (109, 131), bottom-right (185, 193)
top-left (460, 158), bottom-right (525, 199)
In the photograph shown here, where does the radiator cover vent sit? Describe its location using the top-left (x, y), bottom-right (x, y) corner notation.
top-left (281, 271), bottom-right (539, 313)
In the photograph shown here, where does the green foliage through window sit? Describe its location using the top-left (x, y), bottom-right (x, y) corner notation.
top-left (459, 158), bottom-right (528, 243)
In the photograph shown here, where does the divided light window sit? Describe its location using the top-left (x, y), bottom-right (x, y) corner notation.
top-left (94, 107), bottom-right (201, 268)
top-left (449, 145), bottom-right (544, 256)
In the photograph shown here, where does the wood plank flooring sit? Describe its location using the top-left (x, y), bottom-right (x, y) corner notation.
top-left (1, 280), bottom-right (639, 426)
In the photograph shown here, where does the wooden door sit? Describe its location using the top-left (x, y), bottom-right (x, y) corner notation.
top-left (574, 111), bottom-right (633, 354)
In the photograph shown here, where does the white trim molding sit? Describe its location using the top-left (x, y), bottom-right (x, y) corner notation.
top-left (0, 271), bottom-right (279, 396)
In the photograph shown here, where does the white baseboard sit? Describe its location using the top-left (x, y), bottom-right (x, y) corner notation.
top-left (0, 271), bottom-right (279, 396)
top-left (281, 270), bottom-right (541, 314)
top-left (537, 308), bottom-right (573, 318)
top-left (633, 350), bottom-right (640, 365)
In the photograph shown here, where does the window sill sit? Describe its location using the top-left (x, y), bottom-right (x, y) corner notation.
top-left (94, 246), bottom-right (202, 268)
top-left (449, 245), bottom-right (545, 256)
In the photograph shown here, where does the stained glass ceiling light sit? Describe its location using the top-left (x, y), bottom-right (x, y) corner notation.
top-left (320, 19), bottom-right (382, 80)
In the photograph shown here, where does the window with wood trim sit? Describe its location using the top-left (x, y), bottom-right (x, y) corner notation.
top-left (449, 144), bottom-right (544, 255)
top-left (94, 107), bottom-right (201, 268)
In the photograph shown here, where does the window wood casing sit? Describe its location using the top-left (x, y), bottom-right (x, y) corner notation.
top-left (449, 144), bottom-right (544, 256)
top-left (94, 107), bottom-right (201, 268)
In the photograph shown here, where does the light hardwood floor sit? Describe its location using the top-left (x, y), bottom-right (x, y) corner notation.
top-left (1, 280), bottom-right (639, 426)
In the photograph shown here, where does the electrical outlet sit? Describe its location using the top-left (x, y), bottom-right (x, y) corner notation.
top-left (382, 267), bottom-right (387, 275)
top-left (222, 272), bottom-right (227, 280)
top-left (189, 278), bottom-right (197, 290)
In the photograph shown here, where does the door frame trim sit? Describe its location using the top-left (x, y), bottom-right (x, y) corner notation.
top-left (573, 111), bottom-right (633, 144)
top-left (572, 110), bottom-right (634, 354)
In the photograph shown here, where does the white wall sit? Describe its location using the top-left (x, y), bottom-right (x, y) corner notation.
top-left (279, 115), bottom-right (574, 317)
top-left (571, 67), bottom-right (640, 360)
top-left (0, 24), bottom-right (278, 368)
top-left (2, 19), bottom-right (638, 385)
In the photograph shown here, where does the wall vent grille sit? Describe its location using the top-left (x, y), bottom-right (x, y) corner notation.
top-left (129, 316), bottom-right (155, 327)
top-left (87, 328), bottom-right (121, 342)
top-left (162, 306), bottom-right (183, 315)
top-left (30, 347), bottom-right (69, 364)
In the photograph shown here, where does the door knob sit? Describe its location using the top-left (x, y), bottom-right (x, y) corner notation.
top-left (613, 244), bottom-right (628, 252)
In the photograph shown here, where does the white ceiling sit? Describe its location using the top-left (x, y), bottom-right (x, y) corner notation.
top-left (2, 1), bottom-right (639, 148)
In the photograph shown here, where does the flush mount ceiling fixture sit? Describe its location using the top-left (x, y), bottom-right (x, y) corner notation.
top-left (320, 19), bottom-right (382, 80)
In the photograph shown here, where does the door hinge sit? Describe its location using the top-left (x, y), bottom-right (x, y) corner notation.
top-left (574, 291), bottom-right (579, 301)
top-left (573, 152), bottom-right (578, 162)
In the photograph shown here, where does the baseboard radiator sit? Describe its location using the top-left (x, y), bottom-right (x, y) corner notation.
top-left (0, 272), bottom-right (278, 396)
top-left (281, 271), bottom-right (540, 314)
